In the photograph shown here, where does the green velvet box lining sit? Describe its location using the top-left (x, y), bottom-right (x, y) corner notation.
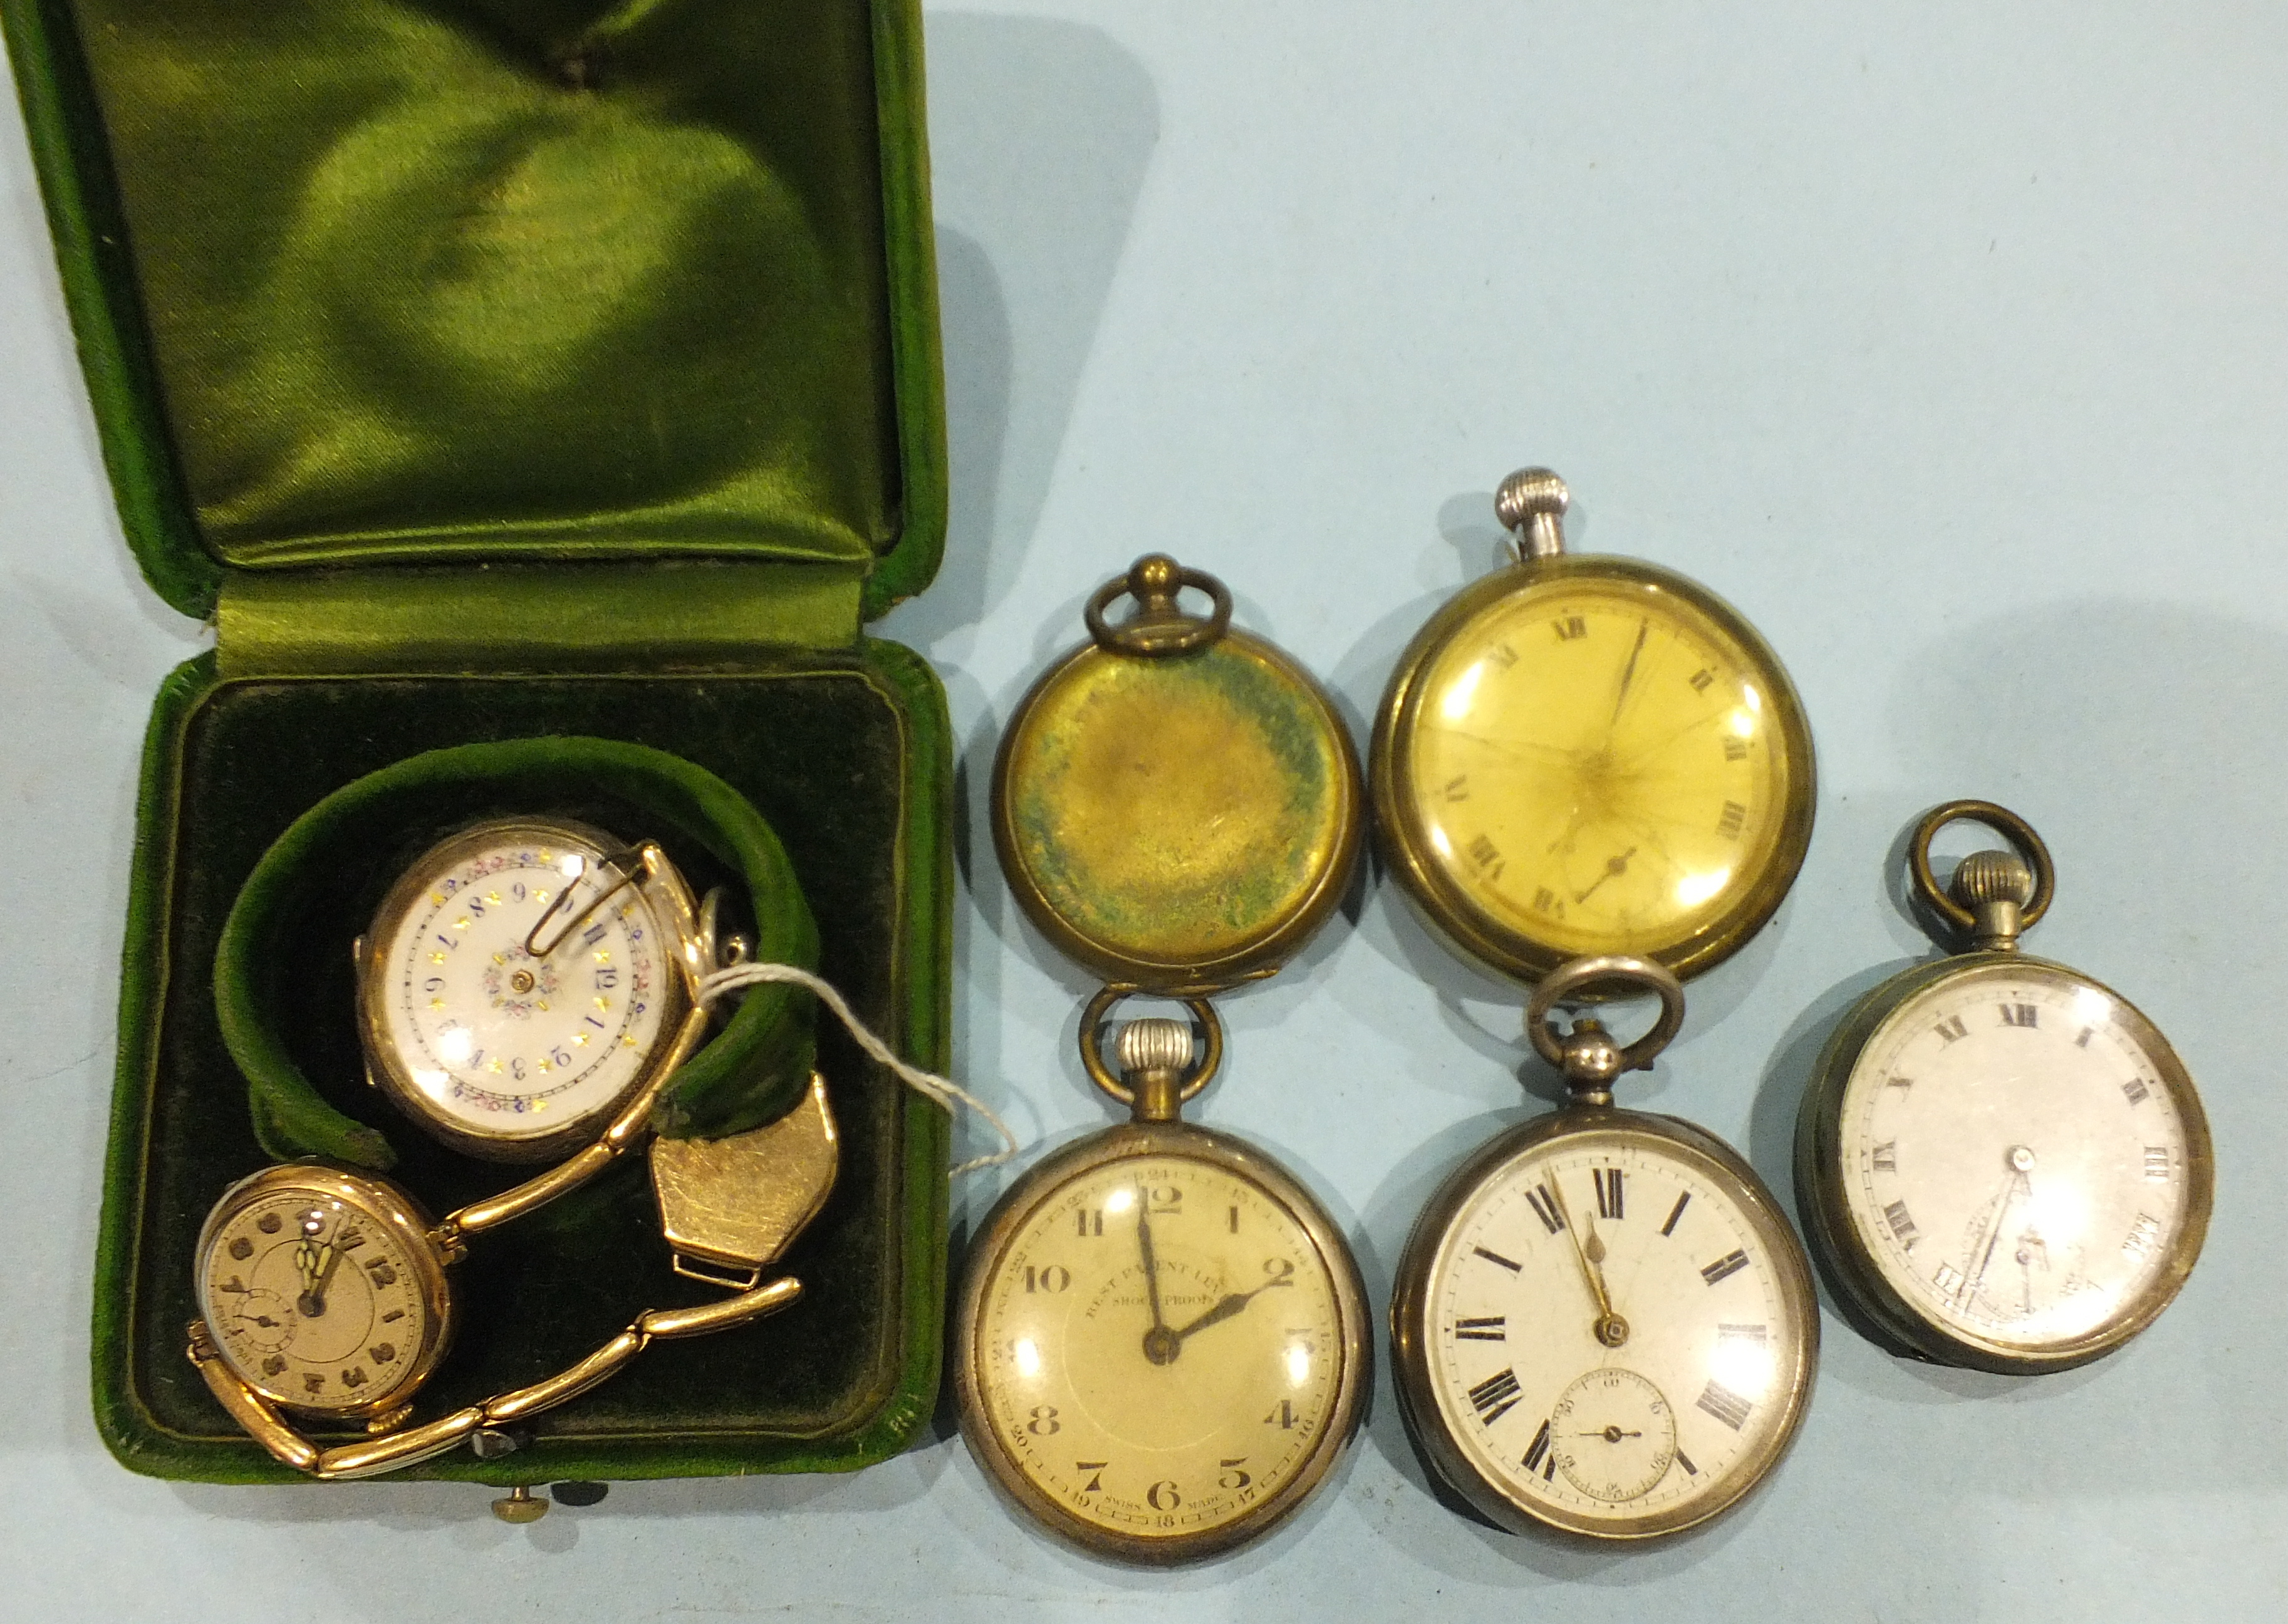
top-left (98, 647), bottom-right (952, 1482)
top-left (4, 0), bottom-right (948, 620)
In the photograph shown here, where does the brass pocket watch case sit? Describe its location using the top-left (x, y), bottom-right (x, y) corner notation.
top-left (1391, 957), bottom-right (1818, 1539)
top-left (1795, 801), bottom-right (2213, 1373)
top-left (1371, 467), bottom-right (1816, 985)
top-left (960, 556), bottom-right (1371, 1563)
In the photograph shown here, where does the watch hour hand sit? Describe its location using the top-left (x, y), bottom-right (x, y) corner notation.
top-left (1169, 1274), bottom-right (1290, 1346)
top-left (1546, 1177), bottom-right (1628, 1348)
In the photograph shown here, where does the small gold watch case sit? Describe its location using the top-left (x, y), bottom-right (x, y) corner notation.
top-left (1371, 467), bottom-right (1816, 985)
top-left (1795, 801), bottom-right (2213, 1373)
top-left (959, 556), bottom-right (1371, 1564)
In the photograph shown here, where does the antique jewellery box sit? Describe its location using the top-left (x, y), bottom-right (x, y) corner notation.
top-left (4, 0), bottom-right (955, 1486)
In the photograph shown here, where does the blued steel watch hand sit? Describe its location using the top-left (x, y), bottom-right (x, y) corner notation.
top-left (1169, 1278), bottom-right (1286, 1345)
top-left (1574, 848), bottom-right (1638, 906)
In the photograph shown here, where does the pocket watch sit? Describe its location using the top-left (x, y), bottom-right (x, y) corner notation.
top-left (356, 816), bottom-right (702, 1162)
top-left (1794, 801), bottom-right (2213, 1373)
top-left (959, 556), bottom-right (1370, 1563)
top-left (1391, 956), bottom-right (1817, 1539)
top-left (1371, 467), bottom-right (1816, 984)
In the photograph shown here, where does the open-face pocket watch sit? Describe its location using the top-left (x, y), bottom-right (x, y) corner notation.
top-left (958, 556), bottom-right (1371, 1563)
top-left (1795, 801), bottom-right (2212, 1373)
top-left (191, 811), bottom-right (836, 1481)
top-left (1391, 957), bottom-right (1817, 1539)
top-left (1371, 467), bottom-right (1815, 984)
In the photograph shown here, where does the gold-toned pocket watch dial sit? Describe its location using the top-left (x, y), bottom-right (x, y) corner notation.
top-left (1399, 1118), bottom-right (1815, 1539)
top-left (1827, 960), bottom-right (2210, 1366)
top-left (194, 1167), bottom-right (450, 1419)
top-left (1373, 473), bottom-right (1813, 984)
top-left (960, 1130), bottom-right (1367, 1563)
top-left (360, 818), bottom-right (686, 1160)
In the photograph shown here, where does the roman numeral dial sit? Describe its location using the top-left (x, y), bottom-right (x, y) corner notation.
top-left (1386, 566), bottom-right (1809, 974)
top-left (1826, 958), bottom-right (2209, 1361)
top-left (1408, 1124), bottom-right (1815, 1538)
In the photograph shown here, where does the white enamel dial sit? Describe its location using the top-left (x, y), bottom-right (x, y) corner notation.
top-left (1836, 960), bottom-right (2206, 1356)
top-left (363, 820), bottom-right (679, 1156)
top-left (1415, 1122), bottom-right (1814, 1538)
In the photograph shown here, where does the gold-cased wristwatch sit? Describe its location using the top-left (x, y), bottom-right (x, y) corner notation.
top-left (1391, 958), bottom-right (1817, 1539)
top-left (195, 1164), bottom-right (455, 1429)
top-left (195, 805), bottom-right (838, 1484)
top-left (1371, 468), bottom-right (1815, 984)
top-left (962, 556), bottom-right (1371, 1563)
top-left (357, 816), bottom-right (701, 1162)
top-left (1796, 801), bottom-right (2213, 1373)
top-left (187, 1157), bottom-right (804, 1481)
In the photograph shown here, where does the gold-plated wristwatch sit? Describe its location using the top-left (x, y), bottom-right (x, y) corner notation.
top-left (191, 814), bottom-right (838, 1482)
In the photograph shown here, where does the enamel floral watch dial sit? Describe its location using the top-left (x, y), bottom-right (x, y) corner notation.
top-left (358, 818), bottom-right (692, 1161)
top-left (1798, 803), bottom-right (2212, 1372)
top-left (1373, 469), bottom-right (1814, 984)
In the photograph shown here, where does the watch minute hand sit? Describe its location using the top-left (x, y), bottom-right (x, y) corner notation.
top-left (1137, 1198), bottom-right (1168, 1335)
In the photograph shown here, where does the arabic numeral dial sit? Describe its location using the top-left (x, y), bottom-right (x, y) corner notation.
top-left (962, 1146), bottom-right (1363, 1558)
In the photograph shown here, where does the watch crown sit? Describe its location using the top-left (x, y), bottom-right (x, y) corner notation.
top-left (1116, 1018), bottom-right (1195, 1077)
top-left (1950, 849), bottom-right (2034, 950)
top-left (1494, 467), bottom-right (1570, 560)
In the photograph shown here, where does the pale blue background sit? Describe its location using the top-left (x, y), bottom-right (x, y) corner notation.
top-left (4, 3), bottom-right (2284, 1619)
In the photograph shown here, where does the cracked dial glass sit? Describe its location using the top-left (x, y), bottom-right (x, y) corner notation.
top-left (1400, 573), bottom-right (1801, 964)
top-left (1837, 960), bottom-right (2203, 1356)
top-left (969, 1154), bottom-right (1349, 1553)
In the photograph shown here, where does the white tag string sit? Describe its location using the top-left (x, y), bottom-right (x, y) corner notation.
top-left (696, 961), bottom-right (1018, 1176)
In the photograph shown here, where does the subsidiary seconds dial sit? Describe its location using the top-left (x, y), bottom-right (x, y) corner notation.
top-left (1831, 963), bottom-right (2206, 1361)
top-left (1405, 1125), bottom-right (1815, 1538)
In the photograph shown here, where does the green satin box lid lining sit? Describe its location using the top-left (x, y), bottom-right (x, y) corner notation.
top-left (2, 0), bottom-right (948, 631)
